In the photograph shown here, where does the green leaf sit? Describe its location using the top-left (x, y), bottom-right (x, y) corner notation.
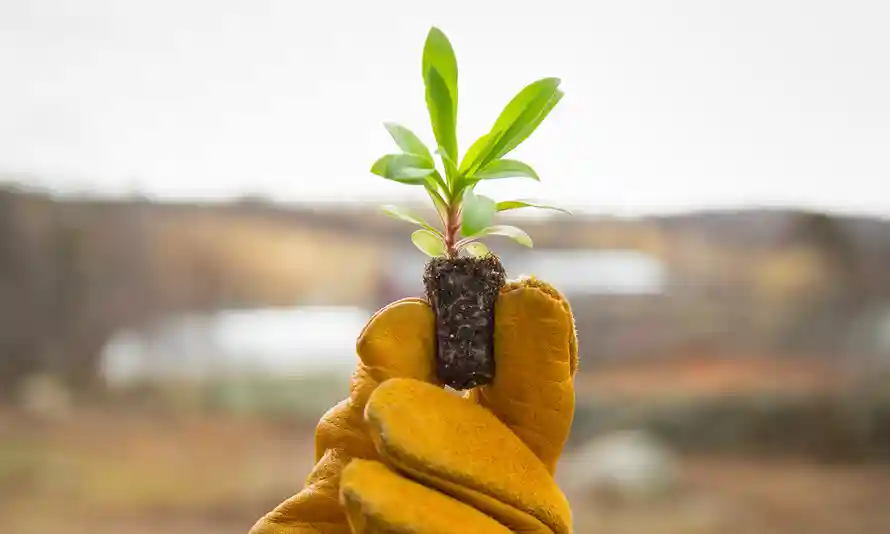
top-left (384, 123), bottom-right (432, 161)
top-left (435, 146), bottom-right (461, 189)
top-left (424, 170), bottom-right (448, 195)
top-left (463, 241), bottom-right (490, 257)
top-left (482, 77), bottom-right (562, 167)
top-left (474, 159), bottom-right (540, 181)
top-left (472, 225), bottom-right (533, 248)
top-left (370, 154), bottom-right (435, 183)
top-left (460, 188), bottom-right (497, 237)
top-left (489, 78), bottom-right (559, 132)
top-left (458, 132), bottom-right (497, 175)
top-left (496, 200), bottom-right (572, 215)
top-left (380, 205), bottom-right (441, 235)
top-left (495, 88), bottom-right (563, 160)
top-left (424, 66), bottom-right (458, 165)
top-left (422, 27), bottom-right (458, 124)
top-left (422, 27), bottom-right (459, 164)
top-left (411, 229), bottom-right (446, 257)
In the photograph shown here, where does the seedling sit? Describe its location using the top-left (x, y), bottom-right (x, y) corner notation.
top-left (371, 26), bottom-right (569, 390)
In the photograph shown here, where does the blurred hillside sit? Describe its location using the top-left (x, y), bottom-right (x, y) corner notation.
top-left (4, 183), bottom-right (890, 402)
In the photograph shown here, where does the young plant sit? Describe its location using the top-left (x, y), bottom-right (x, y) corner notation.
top-left (370, 26), bottom-right (569, 390)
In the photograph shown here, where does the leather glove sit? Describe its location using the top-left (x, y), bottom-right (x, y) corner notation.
top-left (249, 277), bottom-right (579, 534)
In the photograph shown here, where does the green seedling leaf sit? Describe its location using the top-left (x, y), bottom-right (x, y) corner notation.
top-left (435, 146), bottom-right (461, 189)
top-left (491, 78), bottom-right (560, 131)
top-left (496, 200), bottom-right (572, 215)
top-left (474, 159), bottom-right (540, 181)
top-left (384, 123), bottom-right (433, 161)
top-left (459, 132), bottom-right (497, 175)
top-left (496, 87), bottom-right (563, 160)
top-left (460, 188), bottom-right (497, 237)
top-left (424, 66), bottom-right (458, 165)
top-left (371, 154), bottom-right (435, 183)
top-left (463, 241), bottom-right (490, 257)
top-left (422, 27), bottom-right (459, 163)
top-left (472, 225), bottom-right (533, 248)
top-left (424, 170), bottom-right (448, 195)
top-left (381, 205), bottom-right (442, 235)
top-left (422, 27), bottom-right (458, 125)
top-left (411, 228), bottom-right (446, 257)
top-left (481, 78), bottom-right (562, 167)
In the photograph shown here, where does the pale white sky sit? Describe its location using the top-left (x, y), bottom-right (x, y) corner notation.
top-left (1, 0), bottom-right (888, 216)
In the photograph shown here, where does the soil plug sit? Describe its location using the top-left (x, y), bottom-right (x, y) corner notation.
top-left (369, 26), bottom-right (570, 389)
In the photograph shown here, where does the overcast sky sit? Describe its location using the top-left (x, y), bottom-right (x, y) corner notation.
top-left (1, 0), bottom-right (888, 216)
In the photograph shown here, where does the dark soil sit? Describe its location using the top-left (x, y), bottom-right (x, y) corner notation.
top-left (423, 254), bottom-right (507, 390)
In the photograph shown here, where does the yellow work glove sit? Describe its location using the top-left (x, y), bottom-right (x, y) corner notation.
top-left (249, 277), bottom-right (579, 534)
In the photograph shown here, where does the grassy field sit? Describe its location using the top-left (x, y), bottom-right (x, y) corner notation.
top-left (2, 405), bottom-right (890, 534)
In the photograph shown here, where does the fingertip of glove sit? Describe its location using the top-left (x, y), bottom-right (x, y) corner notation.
top-left (355, 298), bottom-right (437, 383)
top-left (502, 276), bottom-right (565, 301)
top-left (499, 277), bottom-right (579, 376)
top-left (356, 297), bottom-right (430, 345)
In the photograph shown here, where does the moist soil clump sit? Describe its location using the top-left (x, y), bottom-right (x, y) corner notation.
top-left (423, 254), bottom-right (507, 390)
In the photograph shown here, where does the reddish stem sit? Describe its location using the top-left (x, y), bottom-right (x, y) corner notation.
top-left (444, 205), bottom-right (461, 258)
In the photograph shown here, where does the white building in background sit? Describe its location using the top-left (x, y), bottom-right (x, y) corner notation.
top-left (508, 249), bottom-right (666, 296)
top-left (100, 305), bottom-right (373, 384)
top-left (384, 247), bottom-right (667, 299)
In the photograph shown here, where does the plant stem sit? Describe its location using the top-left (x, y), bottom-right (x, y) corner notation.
top-left (444, 204), bottom-right (460, 257)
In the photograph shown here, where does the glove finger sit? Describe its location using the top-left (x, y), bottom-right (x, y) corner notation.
top-left (340, 459), bottom-right (511, 534)
top-left (366, 378), bottom-right (572, 534)
top-left (354, 296), bottom-right (439, 391)
top-left (313, 296), bottom-right (439, 460)
top-left (249, 298), bottom-right (438, 534)
top-left (468, 278), bottom-right (578, 474)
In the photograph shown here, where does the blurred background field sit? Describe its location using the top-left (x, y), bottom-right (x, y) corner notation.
top-left (3, 1), bottom-right (890, 532)
top-left (3, 189), bottom-right (890, 533)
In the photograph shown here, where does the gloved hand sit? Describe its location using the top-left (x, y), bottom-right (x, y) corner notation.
top-left (249, 277), bottom-right (579, 534)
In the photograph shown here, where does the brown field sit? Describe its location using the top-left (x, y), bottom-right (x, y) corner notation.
top-left (2, 404), bottom-right (890, 534)
top-left (575, 354), bottom-right (856, 400)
